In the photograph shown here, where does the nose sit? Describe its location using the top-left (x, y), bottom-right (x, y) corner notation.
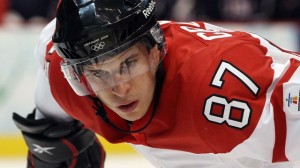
top-left (111, 74), bottom-right (131, 97)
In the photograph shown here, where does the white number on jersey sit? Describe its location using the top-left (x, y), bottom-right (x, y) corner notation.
top-left (204, 61), bottom-right (260, 129)
top-left (212, 61), bottom-right (260, 96)
top-left (180, 25), bottom-right (232, 40)
top-left (204, 95), bottom-right (251, 129)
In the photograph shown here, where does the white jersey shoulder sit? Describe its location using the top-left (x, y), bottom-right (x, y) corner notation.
top-left (34, 19), bottom-right (72, 122)
top-left (34, 19), bottom-right (56, 73)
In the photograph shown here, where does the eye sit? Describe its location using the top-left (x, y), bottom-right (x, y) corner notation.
top-left (124, 58), bottom-right (137, 68)
top-left (120, 58), bottom-right (137, 74)
top-left (91, 70), bottom-right (110, 79)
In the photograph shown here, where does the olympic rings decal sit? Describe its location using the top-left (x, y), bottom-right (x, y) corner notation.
top-left (90, 42), bottom-right (105, 51)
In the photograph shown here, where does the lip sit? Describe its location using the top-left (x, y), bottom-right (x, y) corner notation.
top-left (117, 100), bottom-right (139, 113)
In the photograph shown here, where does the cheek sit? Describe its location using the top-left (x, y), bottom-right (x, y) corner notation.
top-left (96, 91), bottom-right (112, 105)
top-left (139, 72), bottom-right (156, 97)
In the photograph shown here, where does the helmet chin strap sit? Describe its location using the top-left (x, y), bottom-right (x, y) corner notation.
top-left (87, 62), bottom-right (164, 133)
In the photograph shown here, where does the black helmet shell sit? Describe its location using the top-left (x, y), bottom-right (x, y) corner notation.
top-left (53, 0), bottom-right (157, 60)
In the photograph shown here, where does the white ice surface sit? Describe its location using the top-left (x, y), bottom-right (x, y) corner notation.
top-left (0, 154), bottom-right (154, 168)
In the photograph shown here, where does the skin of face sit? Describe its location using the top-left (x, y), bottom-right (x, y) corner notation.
top-left (92, 43), bottom-right (161, 121)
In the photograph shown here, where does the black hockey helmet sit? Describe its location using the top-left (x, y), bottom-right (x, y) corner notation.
top-left (52, 0), bottom-right (166, 96)
top-left (52, 0), bottom-right (164, 61)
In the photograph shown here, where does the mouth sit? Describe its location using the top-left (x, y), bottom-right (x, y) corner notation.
top-left (117, 100), bottom-right (139, 113)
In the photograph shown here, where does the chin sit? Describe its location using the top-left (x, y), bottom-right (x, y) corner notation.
top-left (122, 112), bottom-right (145, 121)
top-left (125, 115), bottom-right (143, 122)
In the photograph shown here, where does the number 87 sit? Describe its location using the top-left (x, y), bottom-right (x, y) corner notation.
top-left (203, 61), bottom-right (260, 129)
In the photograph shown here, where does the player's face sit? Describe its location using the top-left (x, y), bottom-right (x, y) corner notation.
top-left (90, 43), bottom-right (160, 121)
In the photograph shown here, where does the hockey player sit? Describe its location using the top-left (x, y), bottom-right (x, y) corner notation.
top-left (13, 0), bottom-right (300, 167)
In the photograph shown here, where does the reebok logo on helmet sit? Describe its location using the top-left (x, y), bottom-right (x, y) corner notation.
top-left (142, 1), bottom-right (155, 19)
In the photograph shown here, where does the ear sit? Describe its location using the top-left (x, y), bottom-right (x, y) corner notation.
top-left (149, 44), bottom-right (160, 66)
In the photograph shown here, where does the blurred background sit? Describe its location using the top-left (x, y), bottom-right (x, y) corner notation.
top-left (0, 0), bottom-right (299, 167)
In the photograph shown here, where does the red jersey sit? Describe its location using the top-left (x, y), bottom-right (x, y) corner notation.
top-left (36, 20), bottom-right (300, 167)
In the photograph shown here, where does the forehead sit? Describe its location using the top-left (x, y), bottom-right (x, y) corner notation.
top-left (84, 42), bottom-right (148, 68)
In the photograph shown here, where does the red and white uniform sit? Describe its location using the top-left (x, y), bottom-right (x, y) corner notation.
top-left (34, 20), bottom-right (300, 168)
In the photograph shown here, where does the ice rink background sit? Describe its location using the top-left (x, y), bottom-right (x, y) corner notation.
top-left (0, 154), bottom-right (154, 168)
top-left (0, 20), bottom-right (299, 167)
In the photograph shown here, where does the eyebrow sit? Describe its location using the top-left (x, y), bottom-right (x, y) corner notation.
top-left (84, 52), bottom-right (139, 71)
top-left (124, 53), bottom-right (139, 60)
